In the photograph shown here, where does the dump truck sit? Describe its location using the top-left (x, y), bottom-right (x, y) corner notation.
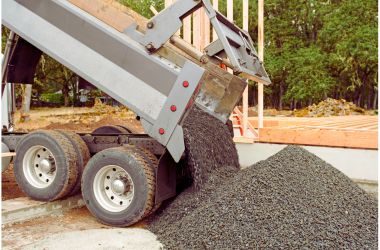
top-left (1, 0), bottom-right (270, 226)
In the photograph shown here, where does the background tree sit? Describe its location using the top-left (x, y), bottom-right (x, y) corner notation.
top-left (2, 0), bottom-right (378, 110)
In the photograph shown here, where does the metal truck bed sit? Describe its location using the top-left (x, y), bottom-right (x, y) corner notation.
top-left (2, 0), bottom-right (270, 162)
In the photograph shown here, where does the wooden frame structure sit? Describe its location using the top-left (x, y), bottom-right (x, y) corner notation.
top-left (164, 0), bottom-right (265, 143)
top-left (252, 115), bottom-right (378, 149)
top-left (161, 1), bottom-right (378, 150)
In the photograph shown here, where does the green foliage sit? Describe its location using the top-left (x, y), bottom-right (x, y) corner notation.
top-left (40, 92), bottom-right (64, 104)
top-left (263, 0), bottom-right (377, 109)
top-left (2, 0), bottom-right (377, 110)
top-left (117, 0), bottom-right (164, 17)
top-left (34, 54), bottom-right (77, 106)
top-left (284, 46), bottom-right (334, 103)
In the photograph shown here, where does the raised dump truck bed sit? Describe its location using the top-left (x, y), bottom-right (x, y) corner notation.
top-left (2, 0), bottom-right (270, 226)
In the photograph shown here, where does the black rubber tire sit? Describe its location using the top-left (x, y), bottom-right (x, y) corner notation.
top-left (115, 125), bottom-right (137, 134)
top-left (57, 130), bottom-right (90, 196)
top-left (128, 146), bottom-right (161, 216)
top-left (81, 145), bottom-right (155, 227)
top-left (14, 130), bottom-right (78, 201)
top-left (92, 125), bottom-right (129, 134)
top-left (226, 119), bottom-right (234, 137)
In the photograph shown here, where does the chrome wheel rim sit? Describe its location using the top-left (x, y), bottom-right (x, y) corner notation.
top-left (23, 145), bottom-right (57, 188)
top-left (93, 165), bottom-right (135, 212)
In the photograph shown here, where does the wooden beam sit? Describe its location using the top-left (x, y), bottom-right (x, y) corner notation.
top-left (227, 0), bottom-right (233, 21)
top-left (212, 0), bottom-right (219, 41)
top-left (259, 127), bottom-right (378, 149)
top-left (149, 6), bottom-right (158, 15)
top-left (68, 0), bottom-right (141, 32)
top-left (183, 15), bottom-right (191, 43)
top-left (226, 0), bottom-right (233, 75)
top-left (2, 152), bottom-right (16, 157)
top-left (242, 0), bottom-right (249, 136)
top-left (193, 10), bottom-right (201, 50)
top-left (233, 137), bottom-right (255, 144)
top-left (203, 7), bottom-right (210, 47)
top-left (200, 8), bottom-right (206, 50)
top-left (257, 0), bottom-right (264, 128)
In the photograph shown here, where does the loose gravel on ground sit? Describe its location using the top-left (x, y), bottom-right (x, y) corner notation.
top-left (149, 145), bottom-right (378, 249)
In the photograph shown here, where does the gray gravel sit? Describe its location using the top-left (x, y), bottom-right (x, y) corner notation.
top-left (182, 105), bottom-right (239, 189)
top-left (149, 146), bottom-right (378, 249)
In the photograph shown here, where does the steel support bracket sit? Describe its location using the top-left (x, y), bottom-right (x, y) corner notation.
top-left (142, 60), bottom-right (204, 162)
top-left (126, 0), bottom-right (271, 85)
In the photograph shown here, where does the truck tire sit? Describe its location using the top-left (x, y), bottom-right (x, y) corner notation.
top-left (81, 145), bottom-right (155, 226)
top-left (13, 130), bottom-right (78, 201)
top-left (128, 146), bottom-right (161, 216)
top-left (92, 125), bottom-right (129, 134)
top-left (57, 130), bottom-right (90, 196)
top-left (115, 125), bottom-right (137, 134)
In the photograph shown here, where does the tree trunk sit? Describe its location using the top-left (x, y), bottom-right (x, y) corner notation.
top-left (21, 84), bottom-right (32, 122)
top-left (373, 91), bottom-right (377, 110)
top-left (279, 81), bottom-right (283, 110)
top-left (72, 77), bottom-right (79, 106)
top-left (62, 84), bottom-right (70, 107)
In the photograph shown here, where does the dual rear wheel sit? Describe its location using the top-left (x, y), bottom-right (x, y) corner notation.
top-left (14, 130), bottom-right (80, 201)
top-left (81, 146), bottom-right (157, 226)
top-left (13, 128), bottom-right (157, 226)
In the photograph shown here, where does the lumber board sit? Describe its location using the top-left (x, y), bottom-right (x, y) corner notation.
top-left (257, 0), bottom-right (264, 128)
top-left (2, 152), bottom-right (16, 157)
top-left (300, 126), bottom-right (377, 132)
top-left (241, 0), bottom-right (249, 137)
top-left (233, 136), bottom-right (255, 144)
top-left (68, 0), bottom-right (145, 32)
top-left (203, 8), bottom-right (210, 47)
top-left (68, 0), bottom-right (134, 32)
top-left (212, 0), bottom-right (218, 41)
top-left (259, 127), bottom-right (378, 149)
top-left (149, 6), bottom-right (158, 15)
top-left (193, 10), bottom-right (201, 50)
top-left (183, 16), bottom-right (191, 43)
top-left (247, 119), bottom-right (279, 128)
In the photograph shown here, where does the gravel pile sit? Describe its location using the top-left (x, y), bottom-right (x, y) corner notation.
top-left (149, 146), bottom-right (378, 249)
top-left (182, 105), bottom-right (239, 189)
top-left (293, 98), bottom-right (365, 117)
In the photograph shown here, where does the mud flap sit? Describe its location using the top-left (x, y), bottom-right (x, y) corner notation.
top-left (155, 150), bottom-right (177, 204)
top-left (6, 37), bottom-right (42, 84)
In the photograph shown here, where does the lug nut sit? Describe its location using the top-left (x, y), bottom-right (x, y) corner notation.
top-left (183, 81), bottom-right (189, 88)
top-left (170, 105), bottom-right (177, 112)
top-left (147, 22), bottom-right (154, 29)
top-left (159, 128), bottom-right (165, 135)
top-left (146, 43), bottom-right (154, 51)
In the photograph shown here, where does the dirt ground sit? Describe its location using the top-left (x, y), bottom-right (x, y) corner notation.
top-left (1, 207), bottom-right (146, 249)
top-left (1, 207), bottom-right (105, 249)
top-left (11, 106), bottom-right (143, 133)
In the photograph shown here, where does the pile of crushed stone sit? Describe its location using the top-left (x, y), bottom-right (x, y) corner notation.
top-left (182, 105), bottom-right (239, 189)
top-left (293, 98), bottom-right (365, 117)
top-left (148, 146), bottom-right (378, 249)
